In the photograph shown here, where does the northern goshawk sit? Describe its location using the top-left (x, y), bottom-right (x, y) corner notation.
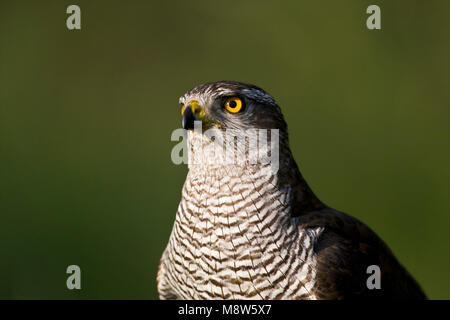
top-left (157, 81), bottom-right (426, 299)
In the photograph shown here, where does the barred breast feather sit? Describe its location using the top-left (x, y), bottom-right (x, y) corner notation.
top-left (158, 161), bottom-right (321, 299)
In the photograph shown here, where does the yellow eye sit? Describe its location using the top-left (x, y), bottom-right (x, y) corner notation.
top-left (180, 104), bottom-right (185, 115)
top-left (224, 97), bottom-right (243, 113)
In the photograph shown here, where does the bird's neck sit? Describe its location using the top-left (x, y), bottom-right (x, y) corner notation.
top-left (184, 129), bottom-right (325, 216)
top-left (185, 128), bottom-right (286, 175)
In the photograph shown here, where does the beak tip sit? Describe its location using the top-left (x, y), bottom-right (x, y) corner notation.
top-left (182, 105), bottom-right (195, 130)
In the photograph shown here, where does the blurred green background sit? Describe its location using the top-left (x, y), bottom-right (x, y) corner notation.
top-left (0, 0), bottom-right (448, 299)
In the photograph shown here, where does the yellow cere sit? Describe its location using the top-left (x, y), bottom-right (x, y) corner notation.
top-left (224, 97), bottom-right (242, 113)
top-left (180, 100), bottom-right (222, 128)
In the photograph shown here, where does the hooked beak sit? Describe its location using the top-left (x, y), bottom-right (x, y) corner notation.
top-left (181, 100), bottom-right (203, 130)
top-left (182, 105), bottom-right (195, 130)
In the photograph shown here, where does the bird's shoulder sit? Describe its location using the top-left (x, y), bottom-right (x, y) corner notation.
top-left (295, 209), bottom-right (426, 299)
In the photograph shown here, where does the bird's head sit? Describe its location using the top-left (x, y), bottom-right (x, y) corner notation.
top-left (178, 81), bottom-right (292, 173)
top-left (179, 81), bottom-right (287, 133)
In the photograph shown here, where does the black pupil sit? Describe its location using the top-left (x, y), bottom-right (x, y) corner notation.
top-left (229, 100), bottom-right (237, 108)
